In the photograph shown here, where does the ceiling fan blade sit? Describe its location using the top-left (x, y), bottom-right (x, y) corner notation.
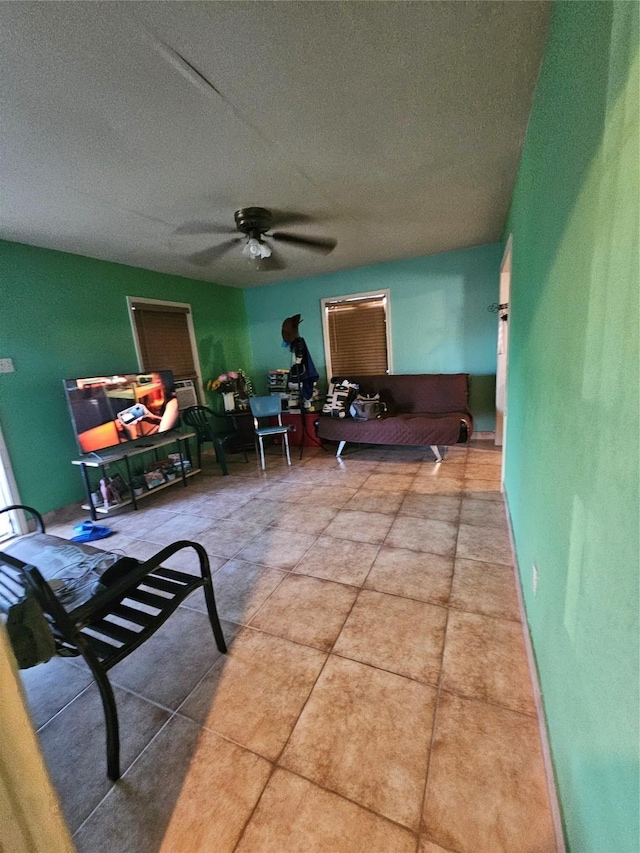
top-left (255, 245), bottom-right (287, 272)
top-left (271, 232), bottom-right (337, 254)
top-left (269, 210), bottom-right (314, 228)
top-left (176, 221), bottom-right (237, 236)
top-left (186, 238), bottom-right (241, 265)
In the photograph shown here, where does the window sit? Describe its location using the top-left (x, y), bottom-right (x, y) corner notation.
top-left (321, 291), bottom-right (391, 378)
top-left (128, 298), bottom-right (199, 382)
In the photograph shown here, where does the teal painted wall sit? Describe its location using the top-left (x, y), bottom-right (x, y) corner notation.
top-left (0, 241), bottom-right (252, 513)
top-left (504, 2), bottom-right (639, 850)
top-left (243, 244), bottom-right (501, 430)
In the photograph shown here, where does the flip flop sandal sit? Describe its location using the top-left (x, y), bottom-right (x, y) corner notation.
top-left (71, 522), bottom-right (113, 542)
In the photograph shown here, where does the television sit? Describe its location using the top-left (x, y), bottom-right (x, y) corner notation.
top-left (64, 371), bottom-right (180, 456)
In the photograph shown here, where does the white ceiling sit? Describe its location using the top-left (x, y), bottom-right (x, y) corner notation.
top-left (0, 1), bottom-right (551, 287)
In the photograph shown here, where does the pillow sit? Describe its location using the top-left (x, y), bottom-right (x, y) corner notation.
top-left (322, 380), bottom-right (359, 418)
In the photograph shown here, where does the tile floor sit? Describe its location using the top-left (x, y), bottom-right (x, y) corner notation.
top-left (20, 439), bottom-right (558, 852)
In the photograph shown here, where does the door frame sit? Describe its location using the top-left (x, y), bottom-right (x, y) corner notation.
top-left (0, 420), bottom-right (27, 536)
top-left (495, 235), bottom-right (512, 488)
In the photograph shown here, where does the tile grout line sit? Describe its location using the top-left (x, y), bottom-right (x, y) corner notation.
top-left (230, 515), bottom-right (389, 849)
top-left (35, 441), bottom-right (515, 849)
top-left (416, 452), bottom-right (468, 849)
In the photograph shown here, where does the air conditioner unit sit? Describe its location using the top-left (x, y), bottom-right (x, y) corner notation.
top-left (174, 379), bottom-right (198, 410)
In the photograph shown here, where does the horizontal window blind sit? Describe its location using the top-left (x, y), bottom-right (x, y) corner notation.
top-left (326, 297), bottom-right (388, 375)
top-left (132, 305), bottom-right (197, 381)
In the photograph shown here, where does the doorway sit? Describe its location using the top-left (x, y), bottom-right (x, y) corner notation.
top-left (495, 236), bottom-right (512, 470)
top-left (0, 421), bottom-right (26, 537)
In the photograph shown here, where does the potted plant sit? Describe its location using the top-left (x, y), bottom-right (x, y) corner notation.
top-left (206, 369), bottom-right (254, 412)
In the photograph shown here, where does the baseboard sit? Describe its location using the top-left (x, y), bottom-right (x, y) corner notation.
top-left (470, 430), bottom-right (495, 440)
top-left (504, 489), bottom-right (566, 853)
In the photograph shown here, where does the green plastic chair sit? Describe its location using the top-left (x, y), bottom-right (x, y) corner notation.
top-left (182, 406), bottom-right (248, 475)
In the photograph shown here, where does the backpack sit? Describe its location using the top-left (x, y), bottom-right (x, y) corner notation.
top-left (349, 394), bottom-right (386, 421)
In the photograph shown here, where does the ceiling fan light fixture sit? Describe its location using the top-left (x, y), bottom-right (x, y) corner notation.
top-left (243, 236), bottom-right (272, 260)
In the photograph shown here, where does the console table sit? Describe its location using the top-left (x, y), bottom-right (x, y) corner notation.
top-left (72, 430), bottom-right (198, 521)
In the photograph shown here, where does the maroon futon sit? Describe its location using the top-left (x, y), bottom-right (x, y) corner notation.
top-left (316, 373), bottom-right (473, 460)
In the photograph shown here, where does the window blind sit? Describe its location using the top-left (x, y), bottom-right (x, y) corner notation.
top-left (131, 304), bottom-right (197, 381)
top-left (326, 297), bottom-right (388, 375)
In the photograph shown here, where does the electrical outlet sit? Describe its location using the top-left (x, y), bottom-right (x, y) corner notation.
top-left (532, 563), bottom-right (539, 595)
top-left (0, 358), bottom-right (15, 374)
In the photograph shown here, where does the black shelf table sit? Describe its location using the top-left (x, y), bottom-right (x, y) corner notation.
top-left (72, 430), bottom-right (199, 521)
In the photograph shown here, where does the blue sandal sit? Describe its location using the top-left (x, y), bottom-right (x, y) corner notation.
top-left (71, 521), bottom-right (113, 542)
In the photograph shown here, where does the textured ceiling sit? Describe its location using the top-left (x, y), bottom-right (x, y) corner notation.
top-left (0, 1), bottom-right (551, 287)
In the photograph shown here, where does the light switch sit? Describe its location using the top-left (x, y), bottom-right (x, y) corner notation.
top-left (0, 358), bottom-right (15, 373)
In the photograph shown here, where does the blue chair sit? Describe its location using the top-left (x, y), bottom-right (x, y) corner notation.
top-left (249, 396), bottom-right (291, 470)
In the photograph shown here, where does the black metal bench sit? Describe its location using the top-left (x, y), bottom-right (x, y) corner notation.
top-left (0, 504), bottom-right (226, 781)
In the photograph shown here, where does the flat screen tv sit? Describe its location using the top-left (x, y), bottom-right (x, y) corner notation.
top-left (64, 371), bottom-right (180, 456)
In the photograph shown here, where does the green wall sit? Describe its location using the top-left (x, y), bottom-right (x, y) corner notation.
top-left (504, 2), bottom-right (639, 850)
top-left (243, 244), bottom-right (501, 430)
top-left (0, 241), bottom-right (252, 512)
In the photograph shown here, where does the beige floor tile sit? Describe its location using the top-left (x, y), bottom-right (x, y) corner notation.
top-left (74, 716), bottom-right (272, 853)
top-left (233, 498), bottom-right (287, 526)
top-left (362, 472), bottom-right (415, 492)
top-left (413, 464), bottom-right (464, 482)
top-left (110, 536), bottom-right (226, 576)
top-left (195, 518), bottom-right (266, 558)
top-left (409, 477), bottom-right (463, 495)
top-left (24, 441), bottom-right (558, 853)
top-left (93, 530), bottom-right (140, 553)
top-left (399, 493), bottom-right (461, 523)
top-left (378, 461), bottom-right (423, 475)
top-left (300, 469), bottom-right (372, 489)
top-left (236, 768), bottom-right (417, 853)
top-left (346, 489), bottom-right (404, 514)
top-left (461, 479), bottom-right (504, 500)
top-left (334, 589), bottom-right (447, 684)
top-left (294, 535), bottom-right (380, 586)
top-left (423, 692), bottom-right (555, 853)
top-left (460, 497), bottom-right (508, 528)
top-left (280, 656), bottom-right (436, 830)
top-left (20, 656), bottom-right (93, 730)
top-left (108, 507), bottom-right (178, 536)
top-left (418, 839), bottom-right (452, 853)
top-left (382, 448), bottom-right (428, 462)
top-left (456, 522), bottom-right (512, 565)
top-left (108, 607), bottom-right (229, 709)
top-left (39, 684), bottom-right (170, 832)
top-left (259, 483), bottom-right (314, 503)
top-left (323, 509), bottom-right (394, 545)
top-left (297, 485), bottom-right (359, 508)
top-left (167, 546), bottom-right (228, 576)
top-left (385, 515), bottom-right (458, 557)
top-left (199, 558), bottom-right (287, 624)
top-left (464, 461), bottom-right (503, 480)
top-left (365, 546), bottom-right (453, 606)
top-left (136, 513), bottom-right (217, 546)
top-left (249, 574), bottom-right (358, 651)
top-left (179, 628), bottom-right (326, 760)
top-left (148, 489), bottom-right (217, 515)
top-left (441, 610), bottom-right (536, 715)
top-left (270, 502), bottom-right (339, 535)
top-left (450, 557), bottom-right (520, 621)
top-left (466, 443), bottom-right (502, 459)
top-left (235, 528), bottom-right (318, 570)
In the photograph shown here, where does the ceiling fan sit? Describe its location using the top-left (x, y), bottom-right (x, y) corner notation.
top-left (178, 207), bottom-right (337, 270)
